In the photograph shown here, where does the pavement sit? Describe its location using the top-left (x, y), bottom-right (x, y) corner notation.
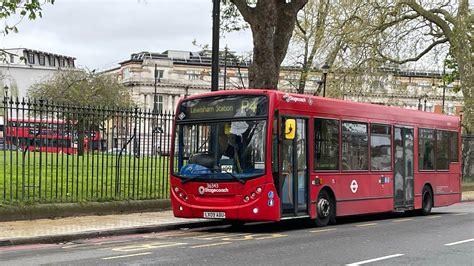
top-left (1, 191), bottom-right (473, 247)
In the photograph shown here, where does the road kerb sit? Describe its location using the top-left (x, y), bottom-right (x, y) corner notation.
top-left (0, 220), bottom-right (225, 247)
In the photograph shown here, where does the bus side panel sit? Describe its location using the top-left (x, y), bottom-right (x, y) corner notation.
top-left (414, 171), bottom-right (461, 209)
top-left (336, 198), bottom-right (394, 217)
top-left (333, 173), bottom-right (394, 216)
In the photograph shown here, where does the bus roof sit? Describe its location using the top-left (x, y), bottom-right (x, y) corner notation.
top-left (179, 89), bottom-right (460, 130)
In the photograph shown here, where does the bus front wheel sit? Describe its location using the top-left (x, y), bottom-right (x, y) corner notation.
top-left (315, 190), bottom-right (334, 227)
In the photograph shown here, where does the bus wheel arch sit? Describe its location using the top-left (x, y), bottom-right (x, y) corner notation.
top-left (420, 184), bottom-right (433, 215)
top-left (315, 187), bottom-right (336, 227)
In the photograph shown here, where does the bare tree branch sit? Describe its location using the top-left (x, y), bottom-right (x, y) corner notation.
top-left (399, 0), bottom-right (453, 39)
top-left (377, 37), bottom-right (448, 64)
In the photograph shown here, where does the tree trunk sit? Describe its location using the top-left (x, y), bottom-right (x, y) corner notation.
top-left (231, 0), bottom-right (308, 90)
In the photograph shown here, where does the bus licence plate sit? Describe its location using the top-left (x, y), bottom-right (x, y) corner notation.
top-left (203, 212), bottom-right (226, 219)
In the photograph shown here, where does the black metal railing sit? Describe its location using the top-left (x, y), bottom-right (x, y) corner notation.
top-left (1, 97), bottom-right (174, 204)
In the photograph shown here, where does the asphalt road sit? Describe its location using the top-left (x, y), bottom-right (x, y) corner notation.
top-left (1, 202), bottom-right (473, 266)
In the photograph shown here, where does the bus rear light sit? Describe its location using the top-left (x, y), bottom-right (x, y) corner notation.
top-left (179, 192), bottom-right (183, 198)
top-left (244, 196), bottom-right (250, 202)
top-left (256, 187), bottom-right (262, 194)
top-left (174, 187), bottom-right (179, 193)
top-left (253, 208), bottom-right (259, 214)
top-left (179, 206), bottom-right (183, 211)
top-left (251, 192), bottom-right (256, 199)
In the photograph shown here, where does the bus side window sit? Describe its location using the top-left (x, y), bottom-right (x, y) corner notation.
top-left (449, 131), bottom-right (459, 162)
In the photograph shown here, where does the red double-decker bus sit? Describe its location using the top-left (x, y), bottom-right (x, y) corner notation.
top-left (170, 90), bottom-right (461, 226)
top-left (4, 118), bottom-right (103, 154)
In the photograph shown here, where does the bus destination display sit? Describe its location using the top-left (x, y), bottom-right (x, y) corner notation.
top-left (178, 95), bottom-right (268, 120)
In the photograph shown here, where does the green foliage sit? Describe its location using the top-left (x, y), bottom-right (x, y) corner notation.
top-left (221, 0), bottom-right (249, 32)
top-left (28, 70), bottom-right (133, 108)
top-left (442, 49), bottom-right (460, 92)
top-left (0, 0), bottom-right (54, 35)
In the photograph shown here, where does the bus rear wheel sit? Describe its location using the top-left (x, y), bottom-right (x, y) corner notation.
top-left (315, 190), bottom-right (334, 227)
top-left (419, 186), bottom-right (433, 216)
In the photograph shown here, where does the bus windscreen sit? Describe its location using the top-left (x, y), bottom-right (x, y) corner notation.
top-left (177, 95), bottom-right (268, 121)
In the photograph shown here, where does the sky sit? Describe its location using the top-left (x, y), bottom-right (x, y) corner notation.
top-left (1, 0), bottom-right (253, 71)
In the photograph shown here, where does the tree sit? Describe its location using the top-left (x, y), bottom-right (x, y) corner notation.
top-left (29, 70), bottom-right (132, 108)
top-left (369, 0), bottom-right (472, 132)
top-left (29, 70), bottom-right (133, 155)
top-left (289, 0), bottom-right (376, 94)
top-left (227, 0), bottom-right (308, 89)
top-left (0, 0), bottom-right (54, 34)
top-left (1, 0), bottom-right (55, 62)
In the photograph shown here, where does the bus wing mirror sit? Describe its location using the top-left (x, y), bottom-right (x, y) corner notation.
top-left (284, 119), bottom-right (296, 140)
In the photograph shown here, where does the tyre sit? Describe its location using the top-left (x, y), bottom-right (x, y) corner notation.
top-left (315, 190), bottom-right (335, 227)
top-left (420, 186), bottom-right (433, 216)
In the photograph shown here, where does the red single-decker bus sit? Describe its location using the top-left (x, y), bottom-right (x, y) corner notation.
top-left (170, 90), bottom-right (461, 226)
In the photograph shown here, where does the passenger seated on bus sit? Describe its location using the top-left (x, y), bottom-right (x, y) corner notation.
top-left (218, 133), bottom-right (245, 173)
top-left (218, 133), bottom-right (234, 159)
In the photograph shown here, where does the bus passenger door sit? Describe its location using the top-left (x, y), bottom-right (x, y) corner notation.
top-left (394, 127), bottom-right (414, 208)
top-left (280, 117), bottom-right (309, 216)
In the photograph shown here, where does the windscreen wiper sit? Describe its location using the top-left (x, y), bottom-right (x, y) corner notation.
top-left (219, 168), bottom-right (246, 184)
top-left (181, 173), bottom-right (211, 184)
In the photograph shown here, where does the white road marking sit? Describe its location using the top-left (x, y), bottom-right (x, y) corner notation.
top-left (445, 239), bottom-right (474, 246)
top-left (190, 242), bottom-right (232, 249)
top-left (453, 213), bottom-right (468, 216)
top-left (102, 252), bottom-right (152, 260)
top-left (310, 228), bottom-right (337, 233)
top-left (393, 218), bottom-right (413, 223)
top-left (355, 223), bottom-right (377, 227)
top-left (346, 254), bottom-right (404, 266)
top-left (426, 215), bottom-right (442, 219)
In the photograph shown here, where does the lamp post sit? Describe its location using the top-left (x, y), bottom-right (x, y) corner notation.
top-left (211, 0), bottom-right (220, 91)
top-left (321, 63), bottom-right (330, 97)
top-left (153, 64), bottom-right (159, 114)
top-left (442, 63), bottom-right (446, 113)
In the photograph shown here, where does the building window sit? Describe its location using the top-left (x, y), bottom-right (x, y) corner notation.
top-left (69, 59), bottom-right (75, 68)
top-left (156, 70), bottom-right (164, 80)
top-left (342, 122), bottom-right (368, 171)
top-left (28, 52), bottom-right (35, 64)
top-left (436, 130), bottom-right (449, 170)
top-left (187, 70), bottom-right (200, 80)
top-left (122, 68), bottom-right (130, 80)
top-left (9, 54), bottom-right (14, 63)
top-left (48, 56), bottom-right (56, 67)
top-left (370, 124), bottom-right (392, 171)
top-left (158, 95), bottom-right (164, 113)
top-left (59, 58), bottom-right (65, 67)
top-left (38, 54), bottom-right (45, 66)
top-left (419, 128), bottom-right (435, 170)
top-left (314, 118), bottom-right (339, 171)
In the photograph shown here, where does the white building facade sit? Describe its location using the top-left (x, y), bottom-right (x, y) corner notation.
top-left (108, 50), bottom-right (463, 116)
top-left (0, 48), bottom-right (76, 98)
